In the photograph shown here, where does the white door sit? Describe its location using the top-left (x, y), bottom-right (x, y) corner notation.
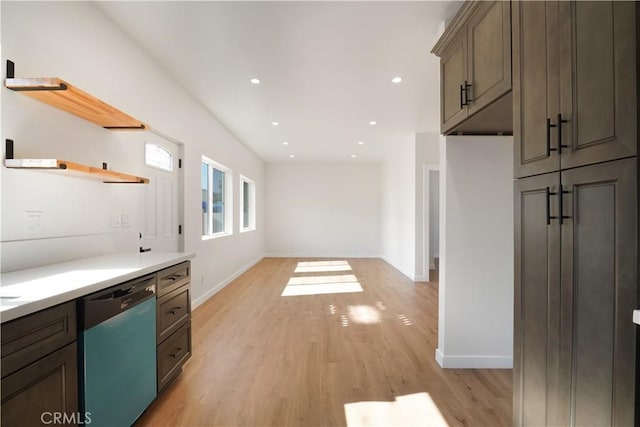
top-left (140, 136), bottom-right (182, 253)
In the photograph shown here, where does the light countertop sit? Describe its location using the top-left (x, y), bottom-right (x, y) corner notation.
top-left (0, 252), bottom-right (195, 323)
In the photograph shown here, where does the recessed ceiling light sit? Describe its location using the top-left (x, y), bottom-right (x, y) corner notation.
top-left (282, 141), bottom-right (289, 145)
top-left (358, 141), bottom-right (364, 145)
top-left (289, 154), bottom-right (295, 158)
top-left (250, 78), bottom-right (261, 84)
top-left (369, 121), bottom-right (377, 126)
top-left (351, 154), bottom-right (357, 158)
top-left (392, 76), bottom-right (403, 84)
top-left (272, 122), bottom-right (279, 126)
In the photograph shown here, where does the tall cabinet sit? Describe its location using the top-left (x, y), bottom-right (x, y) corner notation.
top-left (513, 2), bottom-right (638, 426)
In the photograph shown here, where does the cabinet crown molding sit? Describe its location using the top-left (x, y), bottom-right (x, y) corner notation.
top-left (431, 1), bottom-right (479, 57)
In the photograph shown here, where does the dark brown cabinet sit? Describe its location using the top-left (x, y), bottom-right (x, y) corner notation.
top-left (514, 1), bottom-right (637, 178)
top-left (514, 158), bottom-right (638, 426)
top-left (156, 261), bottom-right (192, 393)
top-left (0, 302), bottom-right (78, 427)
top-left (433, 0), bottom-right (512, 135)
top-left (513, 2), bottom-right (639, 426)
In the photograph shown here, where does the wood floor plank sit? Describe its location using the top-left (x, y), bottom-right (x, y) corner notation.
top-left (136, 258), bottom-right (511, 427)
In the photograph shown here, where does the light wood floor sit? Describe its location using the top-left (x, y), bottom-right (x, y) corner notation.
top-left (137, 258), bottom-right (511, 427)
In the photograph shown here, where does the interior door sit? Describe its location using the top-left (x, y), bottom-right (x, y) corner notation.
top-left (141, 136), bottom-right (182, 253)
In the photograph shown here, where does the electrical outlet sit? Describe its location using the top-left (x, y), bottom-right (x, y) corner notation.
top-left (111, 213), bottom-right (121, 228)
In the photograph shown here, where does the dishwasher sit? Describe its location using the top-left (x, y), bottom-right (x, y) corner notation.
top-left (79, 274), bottom-right (157, 427)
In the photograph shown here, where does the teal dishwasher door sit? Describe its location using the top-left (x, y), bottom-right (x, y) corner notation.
top-left (82, 297), bottom-right (156, 427)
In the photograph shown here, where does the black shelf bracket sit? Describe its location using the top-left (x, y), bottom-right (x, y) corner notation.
top-left (5, 59), bottom-right (67, 91)
top-left (5, 139), bottom-right (14, 160)
top-left (104, 125), bottom-right (146, 130)
top-left (6, 60), bottom-right (14, 79)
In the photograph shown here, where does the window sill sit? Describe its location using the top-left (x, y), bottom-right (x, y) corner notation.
top-left (240, 227), bottom-right (256, 234)
top-left (202, 232), bottom-right (233, 241)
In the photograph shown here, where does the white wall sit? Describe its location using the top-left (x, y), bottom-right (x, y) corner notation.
top-left (436, 136), bottom-right (513, 369)
top-left (414, 132), bottom-right (440, 281)
top-left (1, 2), bottom-right (264, 307)
top-left (380, 138), bottom-right (416, 279)
top-left (264, 162), bottom-right (381, 257)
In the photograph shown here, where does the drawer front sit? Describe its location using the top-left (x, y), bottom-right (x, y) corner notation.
top-left (1, 301), bottom-right (76, 377)
top-left (157, 261), bottom-right (190, 297)
top-left (157, 321), bottom-right (191, 393)
top-left (157, 285), bottom-right (190, 343)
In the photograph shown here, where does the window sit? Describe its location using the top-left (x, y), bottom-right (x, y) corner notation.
top-left (202, 156), bottom-right (232, 238)
top-left (145, 143), bottom-right (173, 172)
top-left (240, 175), bottom-right (256, 232)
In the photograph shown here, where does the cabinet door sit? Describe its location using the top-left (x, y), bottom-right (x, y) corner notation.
top-left (466, 1), bottom-right (511, 116)
top-left (1, 342), bottom-right (78, 427)
top-left (440, 30), bottom-right (468, 133)
top-left (514, 172), bottom-right (561, 427)
top-left (513, 1), bottom-right (561, 178)
top-left (559, 1), bottom-right (637, 169)
top-left (559, 158), bottom-right (637, 426)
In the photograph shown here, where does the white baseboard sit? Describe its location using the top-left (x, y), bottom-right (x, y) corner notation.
top-left (380, 256), bottom-right (416, 282)
top-left (265, 252), bottom-right (382, 259)
top-left (192, 255), bottom-right (264, 311)
top-left (435, 348), bottom-right (512, 369)
top-left (413, 275), bottom-right (428, 282)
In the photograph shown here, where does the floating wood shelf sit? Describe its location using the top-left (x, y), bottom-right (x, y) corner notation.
top-left (4, 61), bottom-right (147, 130)
top-left (4, 158), bottom-right (149, 184)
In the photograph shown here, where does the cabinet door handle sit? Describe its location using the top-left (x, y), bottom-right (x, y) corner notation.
top-left (546, 187), bottom-right (558, 225)
top-left (559, 185), bottom-right (572, 225)
top-left (460, 80), bottom-right (472, 108)
top-left (557, 113), bottom-right (569, 154)
top-left (170, 348), bottom-right (183, 359)
top-left (168, 306), bottom-right (182, 315)
top-left (547, 118), bottom-right (558, 156)
top-left (464, 80), bottom-right (472, 103)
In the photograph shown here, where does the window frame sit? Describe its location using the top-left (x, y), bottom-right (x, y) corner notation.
top-left (239, 175), bottom-right (256, 233)
top-left (202, 155), bottom-right (233, 240)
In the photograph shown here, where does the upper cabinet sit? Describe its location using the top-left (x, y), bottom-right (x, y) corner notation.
top-left (513, 1), bottom-right (637, 178)
top-left (432, 1), bottom-right (512, 135)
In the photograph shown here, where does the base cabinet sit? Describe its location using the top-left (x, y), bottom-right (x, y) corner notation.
top-left (1, 343), bottom-right (79, 427)
top-left (156, 261), bottom-right (192, 393)
top-left (514, 158), bottom-right (638, 426)
top-left (0, 302), bottom-right (78, 427)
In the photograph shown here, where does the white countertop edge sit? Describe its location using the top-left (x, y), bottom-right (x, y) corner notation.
top-left (0, 252), bottom-right (195, 324)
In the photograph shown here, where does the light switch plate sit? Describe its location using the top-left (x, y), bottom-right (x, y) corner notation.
top-left (111, 213), bottom-right (121, 228)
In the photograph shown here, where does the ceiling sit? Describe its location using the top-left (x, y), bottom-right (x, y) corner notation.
top-left (96, 1), bottom-right (462, 162)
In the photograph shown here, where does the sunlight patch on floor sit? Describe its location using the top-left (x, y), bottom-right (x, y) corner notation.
top-left (287, 274), bottom-right (358, 285)
top-left (347, 305), bottom-right (381, 324)
top-left (295, 260), bottom-right (353, 273)
top-left (283, 262), bottom-right (363, 297)
top-left (281, 281), bottom-right (363, 296)
top-left (344, 392), bottom-right (449, 427)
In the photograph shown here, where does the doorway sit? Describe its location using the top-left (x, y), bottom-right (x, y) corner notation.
top-left (423, 164), bottom-right (440, 282)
